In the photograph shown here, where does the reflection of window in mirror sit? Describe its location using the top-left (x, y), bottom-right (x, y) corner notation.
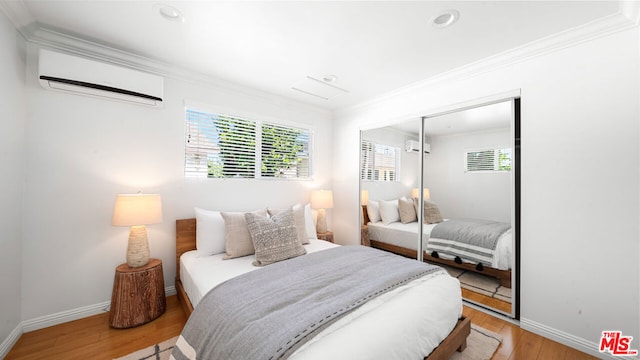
top-left (360, 140), bottom-right (400, 182)
top-left (465, 148), bottom-right (512, 172)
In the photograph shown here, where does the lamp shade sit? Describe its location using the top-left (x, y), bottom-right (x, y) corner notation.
top-left (310, 190), bottom-right (334, 209)
top-left (411, 188), bottom-right (431, 200)
top-left (112, 194), bottom-right (163, 226)
top-left (361, 190), bottom-right (369, 206)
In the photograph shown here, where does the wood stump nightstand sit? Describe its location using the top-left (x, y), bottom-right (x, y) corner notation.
top-left (317, 231), bottom-right (334, 243)
top-left (109, 258), bottom-right (166, 328)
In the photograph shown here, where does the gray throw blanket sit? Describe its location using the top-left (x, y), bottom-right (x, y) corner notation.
top-left (428, 219), bottom-right (511, 266)
top-left (171, 246), bottom-right (442, 360)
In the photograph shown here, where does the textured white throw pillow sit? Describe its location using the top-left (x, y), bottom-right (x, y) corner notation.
top-left (413, 198), bottom-right (444, 224)
top-left (221, 209), bottom-right (268, 259)
top-left (398, 197), bottom-right (418, 224)
top-left (194, 207), bottom-right (226, 257)
top-left (379, 199), bottom-right (400, 225)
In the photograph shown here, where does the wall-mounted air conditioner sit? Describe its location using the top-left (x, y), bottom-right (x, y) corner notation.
top-left (405, 139), bottom-right (431, 154)
top-left (38, 49), bottom-right (164, 107)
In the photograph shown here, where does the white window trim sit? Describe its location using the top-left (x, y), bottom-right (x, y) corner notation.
top-left (184, 106), bottom-right (314, 180)
top-left (464, 146), bottom-right (512, 173)
top-left (360, 139), bottom-right (401, 182)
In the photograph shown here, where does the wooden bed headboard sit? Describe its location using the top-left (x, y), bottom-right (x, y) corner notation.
top-left (175, 218), bottom-right (197, 281)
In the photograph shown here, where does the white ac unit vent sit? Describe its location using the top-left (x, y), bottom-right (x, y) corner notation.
top-left (405, 139), bottom-right (431, 154)
top-left (38, 49), bottom-right (164, 107)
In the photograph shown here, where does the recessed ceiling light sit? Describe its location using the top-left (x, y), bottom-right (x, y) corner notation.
top-left (156, 4), bottom-right (184, 22)
top-left (323, 75), bottom-right (338, 83)
top-left (431, 9), bottom-right (459, 29)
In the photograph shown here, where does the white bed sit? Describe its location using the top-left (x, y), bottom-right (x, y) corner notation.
top-left (177, 235), bottom-right (465, 359)
top-left (367, 220), bottom-right (513, 270)
top-left (180, 239), bottom-right (339, 307)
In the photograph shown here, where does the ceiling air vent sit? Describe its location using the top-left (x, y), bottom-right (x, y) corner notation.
top-left (292, 76), bottom-right (349, 101)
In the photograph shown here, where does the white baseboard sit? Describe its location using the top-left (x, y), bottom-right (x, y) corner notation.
top-left (22, 300), bottom-right (112, 332)
top-left (165, 285), bottom-right (177, 296)
top-left (520, 318), bottom-right (625, 360)
top-left (0, 286), bottom-right (177, 358)
top-left (0, 323), bottom-right (23, 359)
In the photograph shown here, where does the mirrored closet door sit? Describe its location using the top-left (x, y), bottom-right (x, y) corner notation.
top-left (360, 97), bottom-right (520, 318)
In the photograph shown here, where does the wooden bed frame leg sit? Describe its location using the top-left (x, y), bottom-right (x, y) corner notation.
top-left (424, 316), bottom-right (471, 360)
top-left (457, 339), bottom-right (467, 352)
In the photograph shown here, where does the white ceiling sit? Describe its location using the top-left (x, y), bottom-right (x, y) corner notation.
top-left (390, 100), bottom-right (513, 136)
top-left (6, 1), bottom-right (624, 110)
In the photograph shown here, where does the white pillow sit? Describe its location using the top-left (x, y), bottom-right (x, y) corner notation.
top-left (304, 203), bottom-right (318, 240)
top-left (379, 199), bottom-right (400, 225)
top-left (194, 207), bottom-right (226, 257)
top-left (366, 200), bottom-right (381, 223)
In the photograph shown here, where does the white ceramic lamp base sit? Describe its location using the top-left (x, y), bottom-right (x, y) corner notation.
top-left (126, 225), bottom-right (150, 268)
top-left (316, 208), bottom-right (328, 234)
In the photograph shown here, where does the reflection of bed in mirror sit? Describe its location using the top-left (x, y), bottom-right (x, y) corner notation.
top-left (362, 204), bottom-right (512, 288)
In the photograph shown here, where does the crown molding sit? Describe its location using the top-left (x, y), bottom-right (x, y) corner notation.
top-left (23, 26), bottom-right (330, 117)
top-left (337, 10), bottom-right (639, 116)
top-left (0, 0), bottom-right (34, 38)
top-left (620, 0), bottom-right (640, 25)
top-left (5, 0), bottom-right (636, 118)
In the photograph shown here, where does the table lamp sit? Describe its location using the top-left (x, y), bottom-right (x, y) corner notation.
top-left (411, 188), bottom-right (431, 200)
top-left (311, 190), bottom-right (333, 234)
top-left (112, 193), bottom-right (163, 268)
top-left (361, 189), bottom-right (369, 206)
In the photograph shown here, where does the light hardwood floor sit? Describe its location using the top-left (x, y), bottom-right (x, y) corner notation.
top-left (5, 296), bottom-right (187, 360)
top-left (6, 295), bottom-right (598, 360)
top-left (462, 287), bottom-right (511, 314)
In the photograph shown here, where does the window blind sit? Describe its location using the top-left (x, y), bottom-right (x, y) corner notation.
top-left (466, 148), bottom-right (512, 172)
top-left (360, 140), bottom-right (399, 181)
top-left (260, 122), bottom-right (311, 178)
top-left (185, 109), bottom-right (311, 179)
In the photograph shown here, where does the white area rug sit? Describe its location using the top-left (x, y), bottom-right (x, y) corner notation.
top-left (114, 336), bottom-right (177, 360)
top-left (452, 324), bottom-right (502, 360)
top-left (114, 324), bottom-right (501, 360)
top-left (439, 264), bottom-right (512, 304)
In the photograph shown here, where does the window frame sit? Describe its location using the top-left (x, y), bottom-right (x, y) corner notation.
top-left (184, 107), bottom-right (314, 180)
top-left (360, 139), bottom-right (401, 182)
top-left (464, 147), bottom-right (512, 173)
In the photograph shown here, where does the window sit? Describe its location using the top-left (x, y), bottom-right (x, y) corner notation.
top-left (465, 148), bottom-right (512, 172)
top-left (360, 140), bottom-right (400, 181)
top-left (185, 109), bottom-right (312, 179)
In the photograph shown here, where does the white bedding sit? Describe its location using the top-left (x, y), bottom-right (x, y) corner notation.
top-left (180, 240), bottom-right (463, 359)
top-left (367, 220), bottom-right (512, 270)
top-left (180, 239), bottom-right (338, 307)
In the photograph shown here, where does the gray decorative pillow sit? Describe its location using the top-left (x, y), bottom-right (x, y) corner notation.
top-left (398, 197), bottom-right (417, 224)
top-left (245, 210), bottom-right (306, 266)
top-left (413, 198), bottom-right (444, 224)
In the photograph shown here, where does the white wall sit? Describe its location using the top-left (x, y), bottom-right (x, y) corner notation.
top-left (0, 10), bottom-right (25, 344)
top-left (20, 43), bottom-right (334, 321)
top-left (333, 27), bottom-right (639, 356)
top-left (426, 129), bottom-right (511, 222)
